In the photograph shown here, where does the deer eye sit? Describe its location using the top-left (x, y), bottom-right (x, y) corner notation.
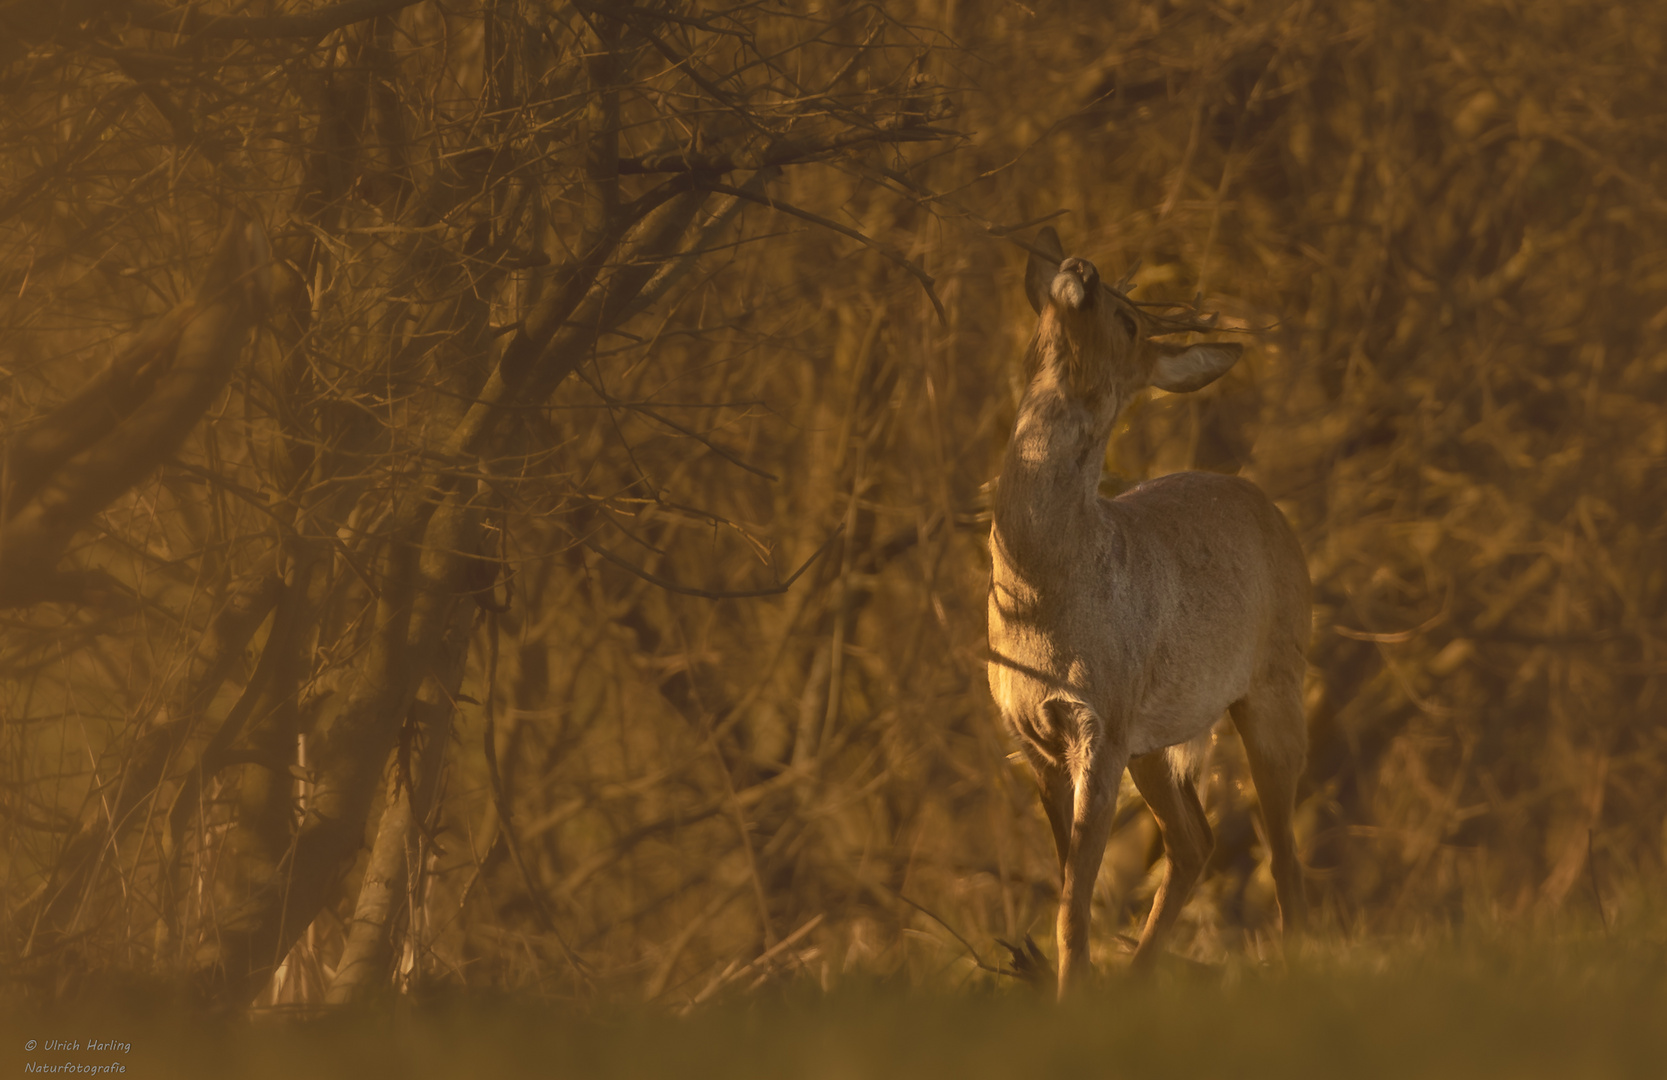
top-left (1116, 310), bottom-right (1138, 338)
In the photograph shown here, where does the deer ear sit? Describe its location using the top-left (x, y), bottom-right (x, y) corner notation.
top-left (1147, 340), bottom-right (1243, 393)
top-left (1024, 227), bottom-right (1065, 314)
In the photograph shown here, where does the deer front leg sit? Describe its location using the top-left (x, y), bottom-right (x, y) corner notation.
top-left (1054, 710), bottom-right (1126, 996)
top-left (1021, 747), bottom-right (1073, 873)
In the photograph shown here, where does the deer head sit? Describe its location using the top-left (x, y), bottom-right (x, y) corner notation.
top-left (1022, 226), bottom-right (1242, 421)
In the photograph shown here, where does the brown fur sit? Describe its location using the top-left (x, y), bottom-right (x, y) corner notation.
top-left (989, 229), bottom-right (1311, 996)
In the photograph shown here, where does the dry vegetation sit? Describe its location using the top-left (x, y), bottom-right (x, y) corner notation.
top-left (9, 926), bottom-right (1667, 1079)
top-left (2, 0), bottom-right (1664, 1014)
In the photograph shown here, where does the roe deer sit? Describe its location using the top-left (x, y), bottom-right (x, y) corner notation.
top-left (988, 228), bottom-right (1310, 996)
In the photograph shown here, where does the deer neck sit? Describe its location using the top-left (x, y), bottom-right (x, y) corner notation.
top-left (992, 381), bottom-right (1116, 577)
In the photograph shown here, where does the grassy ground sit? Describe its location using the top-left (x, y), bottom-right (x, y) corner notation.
top-left (6, 922), bottom-right (1665, 1080)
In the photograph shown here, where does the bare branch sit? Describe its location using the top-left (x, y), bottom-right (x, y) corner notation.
top-left (698, 180), bottom-right (948, 324)
top-left (0, 216), bottom-right (270, 608)
top-left (127, 0), bottom-right (425, 40)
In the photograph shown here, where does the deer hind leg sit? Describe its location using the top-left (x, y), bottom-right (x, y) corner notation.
top-left (1229, 681), bottom-right (1309, 937)
top-left (1127, 751), bottom-right (1214, 969)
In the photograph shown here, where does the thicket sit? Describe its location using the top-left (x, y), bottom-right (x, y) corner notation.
top-left (2, 0), bottom-right (1663, 1008)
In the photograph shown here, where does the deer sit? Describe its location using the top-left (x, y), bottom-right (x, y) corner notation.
top-left (987, 227), bottom-right (1310, 997)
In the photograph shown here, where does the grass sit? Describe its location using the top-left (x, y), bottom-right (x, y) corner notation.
top-left (6, 918), bottom-right (1665, 1079)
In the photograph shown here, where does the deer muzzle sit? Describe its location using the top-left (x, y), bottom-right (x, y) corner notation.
top-left (1051, 257), bottom-right (1099, 311)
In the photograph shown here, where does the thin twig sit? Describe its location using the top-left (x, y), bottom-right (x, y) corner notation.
top-left (895, 891), bottom-right (1015, 978)
top-left (1587, 828), bottom-right (1608, 933)
top-left (580, 524), bottom-right (842, 600)
top-left (686, 913), bottom-right (825, 1008)
top-left (698, 180), bottom-right (948, 324)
